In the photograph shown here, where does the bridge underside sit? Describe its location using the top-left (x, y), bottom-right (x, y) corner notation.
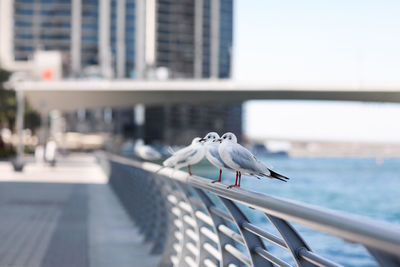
top-left (13, 80), bottom-right (400, 111)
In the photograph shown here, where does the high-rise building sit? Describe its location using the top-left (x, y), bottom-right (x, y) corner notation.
top-left (0, 0), bottom-right (233, 80)
top-left (0, 0), bottom-right (240, 145)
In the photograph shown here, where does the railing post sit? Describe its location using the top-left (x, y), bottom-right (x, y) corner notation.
top-left (150, 178), bottom-right (169, 254)
top-left (194, 188), bottom-right (240, 267)
top-left (219, 197), bottom-right (273, 267)
top-left (367, 247), bottom-right (400, 267)
top-left (266, 214), bottom-right (316, 267)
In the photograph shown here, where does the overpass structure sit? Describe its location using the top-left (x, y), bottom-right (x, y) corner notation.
top-left (12, 79), bottom-right (400, 111)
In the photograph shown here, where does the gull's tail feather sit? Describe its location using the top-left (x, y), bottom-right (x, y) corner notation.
top-left (167, 146), bottom-right (176, 155)
top-left (259, 170), bottom-right (290, 182)
top-left (163, 156), bottom-right (176, 168)
top-left (269, 169), bottom-right (290, 182)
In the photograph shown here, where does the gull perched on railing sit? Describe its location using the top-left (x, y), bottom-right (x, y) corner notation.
top-left (218, 132), bottom-right (289, 188)
top-left (162, 137), bottom-right (205, 176)
top-left (134, 139), bottom-right (162, 161)
top-left (202, 132), bottom-right (236, 183)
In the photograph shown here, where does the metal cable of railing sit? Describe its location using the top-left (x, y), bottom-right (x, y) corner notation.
top-left (102, 153), bottom-right (400, 267)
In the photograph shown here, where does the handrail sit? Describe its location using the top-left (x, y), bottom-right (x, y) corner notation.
top-left (103, 153), bottom-right (400, 267)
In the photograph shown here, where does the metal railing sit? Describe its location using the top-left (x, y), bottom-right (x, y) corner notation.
top-left (100, 153), bottom-right (400, 267)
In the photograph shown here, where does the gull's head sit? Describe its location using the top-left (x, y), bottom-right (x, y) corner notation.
top-left (220, 132), bottom-right (237, 143)
top-left (136, 139), bottom-right (144, 146)
top-left (192, 137), bottom-right (203, 144)
top-left (201, 132), bottom-right (220, 143)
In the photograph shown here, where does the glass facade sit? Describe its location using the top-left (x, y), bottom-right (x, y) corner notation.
top-left (110, 0), bottom-right (135, 77)
top-left (156, 0), bottom-right (195, 78)
top-left (155, 0), bottom-right (232, 79)
top-left (202, 0), bottom-right (211, 77)
top-left (81, 0), bottom-right (99, 67)
top-left (12, 0), bottom-right (232, 79)
top-left (125, 0), bottom-right (135, 77)
top-left (219, 0), bottom-right (233, 78)
top-left (13, 0), bottom-right (71, 61)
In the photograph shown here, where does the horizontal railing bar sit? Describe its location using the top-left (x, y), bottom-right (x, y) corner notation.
top-left (183, 215), bottom-right (197, 228)
top-left (218, 224), bottom-right (244, 245)
top-left (203, 258), bottom-right (218, 267)
top-left (201, 226), bottom-right (219, 244)
top-left (203, 242), bottom-right (221, 260)
top-left (298, 248), bottom-right (343, 267)
top-left (186, 229), bottom-right (199, 242)
top-left (195, 211), bottom-right (214, 226)
top-left (184, 255), bottom-right (197, 267)
top-left (170, 255), bottom-right (178, 265)
top-left (174, 231), bottom-right (183, 241)
top-left (254, 247), bottom-right (291, 267)
top-left (174, 219), bottom-right (183, 228)
top-left (209, 206), bottom-right (233, 222)
top-left (171, 207), bottom-right (181, 217)
top-left (224, 244), bottom-right (251, 266)
top-left (173, 243), bottom-right (181, 253)
top-left (179, 201), bottom-right (193, 213)
top-left (167, 194), bottom-right (178, 204)
top-left (107, 154), bottom-right (400, 256)
top-left (186, 242), bottom-right (199, 256)
top-left (242, 222), bottom-right (287, 249)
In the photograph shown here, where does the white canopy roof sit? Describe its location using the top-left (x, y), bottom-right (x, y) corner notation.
top-left (13, 79), bottom-right (400, 111)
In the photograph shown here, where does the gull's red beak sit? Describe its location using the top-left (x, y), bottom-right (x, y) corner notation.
top-left (200, 138), bottom-right (206, 142)
top-left (217, 138), bottom-right (222, 143)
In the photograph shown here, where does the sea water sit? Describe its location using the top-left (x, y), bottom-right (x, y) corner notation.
top-left (191, 157), bottom-right (400, 267)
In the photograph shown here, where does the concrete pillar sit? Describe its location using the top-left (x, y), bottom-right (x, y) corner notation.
top-left (210, 0), bottom-right (220, 79)
top-left (135, 0), bottom-right (146, 79)
top-left (16, 90), bottom-right (25, 157)
top-left (99, 0), bottom-right (112, 78)
top-left (0, 0), bottom-right (14, 68)
top-left (194, 0), bottom-right (203, 79)
top-left (145, 0), bottom-right (156, 69)
top-left (116, 0), bottom-right (126, 78)
top-left (134, 104), bottom-right (145, 139)
top-left (12, 90), bottom-right (25, 171)
top-left (71, 0), bottom-right (82, 76)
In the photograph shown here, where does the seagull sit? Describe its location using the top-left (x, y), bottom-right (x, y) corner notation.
top-left (218, 132), bottom-right (289, 188)
top-left (163, 137), bottom-right (205, 175)
top-left (202, 132), bottom-right (236, 183)
top-left (134, 139), bottom-right (162, 161)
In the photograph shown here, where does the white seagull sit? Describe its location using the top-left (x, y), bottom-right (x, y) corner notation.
top-left (134, 139), bottom-right (162, 161)
top-left (218, 132), bottom-right (289, 188)
top-left (163, 137), bottom-right (205, 175)
top-left (202, 132), bottom-right (236, 183)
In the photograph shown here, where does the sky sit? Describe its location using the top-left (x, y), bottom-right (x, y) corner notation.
top-left (234, 0), bottom-right (400, 143)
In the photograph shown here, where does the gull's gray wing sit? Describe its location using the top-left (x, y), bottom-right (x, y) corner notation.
top-left (174, 145), bottom-right (196, 159)
top-left (209, 145), bottom-right (232, 169)
top-left (175, 149), bottom-right (198, 165)
top-left (229, 144), bottom-right (261, 172)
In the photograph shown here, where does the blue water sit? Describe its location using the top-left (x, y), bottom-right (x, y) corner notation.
top-left (192, 157), bottom-right (400, 267)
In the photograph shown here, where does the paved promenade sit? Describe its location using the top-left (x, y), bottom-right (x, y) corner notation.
top-left (0, 154), bottom-right (160, 267)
